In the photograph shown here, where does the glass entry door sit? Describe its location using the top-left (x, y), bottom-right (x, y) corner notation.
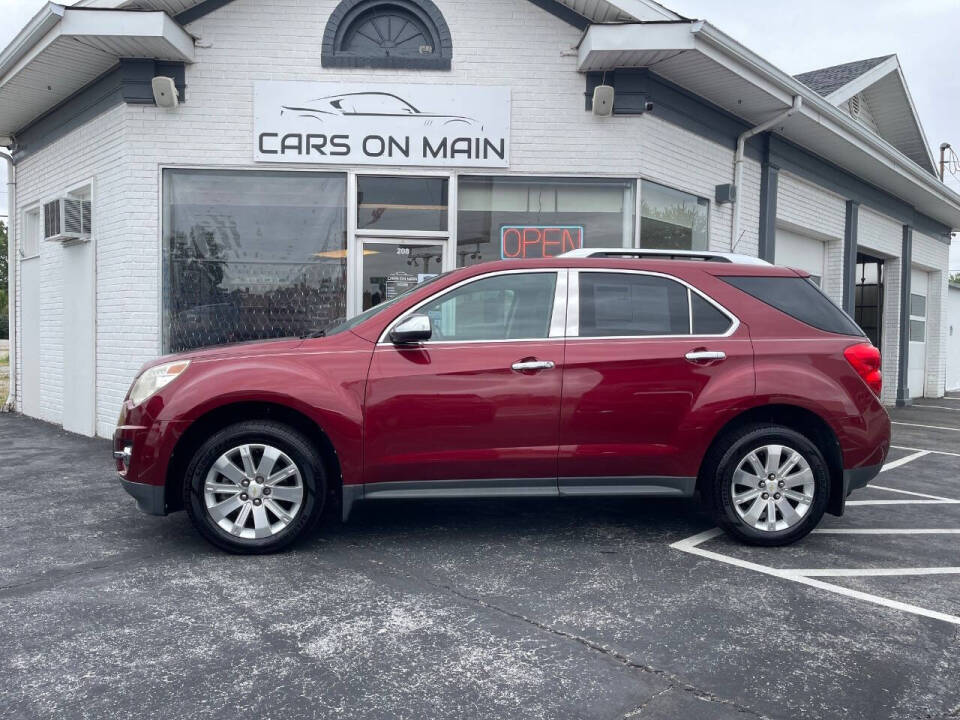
top-left (352, 174), bottom-right (451, 314)
top-left (360, 239), bottom-right (446, 311)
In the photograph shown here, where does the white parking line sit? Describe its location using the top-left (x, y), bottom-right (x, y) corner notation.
top-left (845, 499), bottom-right (960, 506)
top-left (669, 529), bottom-right (960, 625)
top-left (870, 485), bottom-right (957, 502)
top-left (910, 405), bottom-right (960, 412)
top-left (787, 567), bottom-right (960, 577)
top-left (892, 444), bottom-right (960, 458)
top-left (812, 528), bottom-right (960, 535)
top-left (892, 421), bottom-right (960, 432)
top-left (880, 450), bottom-right (929, 472)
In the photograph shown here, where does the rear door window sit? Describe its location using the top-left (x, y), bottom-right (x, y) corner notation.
top-left (722, 276), bottom-right (864, 336)
top-left (578, 272), bottom-right (689, 337)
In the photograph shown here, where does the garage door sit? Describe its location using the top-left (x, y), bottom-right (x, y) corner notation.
top-left (776, 229), bottom-right (825, 287)
top-left (907, 269), bottom-right (928, 399)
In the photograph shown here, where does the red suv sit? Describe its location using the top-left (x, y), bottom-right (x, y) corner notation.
top-left (114, 255), bottom-right (890, 553)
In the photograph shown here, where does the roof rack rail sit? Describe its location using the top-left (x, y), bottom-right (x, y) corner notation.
top-left (558, 248), bottom-right (771, 265)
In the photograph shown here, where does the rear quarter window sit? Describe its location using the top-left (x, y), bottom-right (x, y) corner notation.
top-left (722, 276), bottom-right (865, 337)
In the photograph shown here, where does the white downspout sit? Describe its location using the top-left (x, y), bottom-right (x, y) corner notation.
top-left (731, 95), bottom-right (802, 251)
top-left (1, 149), bottom-right (14, 412)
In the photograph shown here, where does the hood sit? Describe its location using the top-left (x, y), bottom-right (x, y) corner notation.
top-left (137, 337), bottom-right (307, 374)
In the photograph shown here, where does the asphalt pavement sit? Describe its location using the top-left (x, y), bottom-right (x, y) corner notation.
top-left (1, 396), bottom-right (958, 719)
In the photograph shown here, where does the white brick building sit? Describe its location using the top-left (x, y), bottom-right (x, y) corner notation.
top-left (1, 0), bottom-right (958, 437)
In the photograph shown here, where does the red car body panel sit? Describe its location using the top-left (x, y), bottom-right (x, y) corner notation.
top-left (364, 340), bottom-right (565, 485)
top-left (114, 258), bottom-right (891, 518)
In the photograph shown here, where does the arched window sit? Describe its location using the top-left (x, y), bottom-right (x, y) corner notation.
top-left (322, 0), bottom-right (452, 70)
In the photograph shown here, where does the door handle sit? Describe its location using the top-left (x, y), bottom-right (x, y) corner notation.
top-left (685, 350), bottom-right (726, 363)
top-left (511, 360), bottom-right (556, 372)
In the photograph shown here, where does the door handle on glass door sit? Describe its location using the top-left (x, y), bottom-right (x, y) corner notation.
top-left (685, 350), bottom-right (726, 363)
top-left (511, 360), bottom-right (556, 372)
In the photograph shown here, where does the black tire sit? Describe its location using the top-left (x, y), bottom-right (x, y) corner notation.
top-left (704, 423), bottom-right (830, 546)
top-left (183, 421), bottom-right (326, 554)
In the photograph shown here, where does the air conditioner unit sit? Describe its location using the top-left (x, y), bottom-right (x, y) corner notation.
top-left (43, 197), bottom-right (91, 243)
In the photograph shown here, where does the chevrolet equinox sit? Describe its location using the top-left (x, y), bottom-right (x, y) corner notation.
top-left (114, 255), bottom-right (890, 553)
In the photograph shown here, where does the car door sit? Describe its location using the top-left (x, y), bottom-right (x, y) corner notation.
top-left (558, 269), bottom-right (753, 495)
top-left (363, 269), bottom-right (567, 496)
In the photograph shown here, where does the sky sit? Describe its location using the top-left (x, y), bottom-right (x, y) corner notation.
top-left (0, 0), bottom-right (958, 270)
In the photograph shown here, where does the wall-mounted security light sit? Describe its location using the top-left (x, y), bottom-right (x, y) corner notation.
top-left (592, 85), bottom-right (615, 117)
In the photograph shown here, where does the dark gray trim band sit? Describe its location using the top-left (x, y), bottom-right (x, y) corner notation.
top-left (558, 476), bottom-right (696, 497)
top-left (585, 68), bottom-right (764, 162)
top-left (174, 0), bottom-right (234, 24)
top-left (583, 70), bottom-right (951, 243)
top-left (768, 136), bottom-right (951, 243)
top-left (119, 477), bottom-right (167, 516)
top-left (322, 0), bottom-right (453, 70)
top-left (11, 59), bottom-right (186, 162)
top-left (757, 136), bottom-right (779, 262)
top-left (842, 200), bottom-right (860, 315)
top-left (896, 225), bottom-right (913, 406)
top-left (526, 0), bottom-right (590, 30)
top-left (363, 477), bottom-right (558, 500)
top-left (344, 476), bottom-right (696, 518)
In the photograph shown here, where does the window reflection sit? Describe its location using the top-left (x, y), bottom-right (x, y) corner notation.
top-left (162, 170), bottom-right (347, 352)
top-left (640, 181), bottom-right (709, 250)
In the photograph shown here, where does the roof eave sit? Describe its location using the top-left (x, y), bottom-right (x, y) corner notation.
top-left (0, 2), bottom-right (65, 78)
top-left (693, 22), bottom-right (960, 226)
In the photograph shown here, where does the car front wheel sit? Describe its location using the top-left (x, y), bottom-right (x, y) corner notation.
top-left (706, 423), bottom-right (830, 546)
top-left (183, 421), bottom-right (326, 554)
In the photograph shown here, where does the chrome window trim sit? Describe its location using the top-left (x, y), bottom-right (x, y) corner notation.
top-left (568, 269), bottom-right (740, 340)
top-left (377, 268), bottom-right (564, 345)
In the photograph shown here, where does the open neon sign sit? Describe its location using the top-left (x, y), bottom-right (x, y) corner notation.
top-left (500, 226), bottom-right (584, 259)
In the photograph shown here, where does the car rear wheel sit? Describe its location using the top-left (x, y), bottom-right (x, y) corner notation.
top-left (183, 421), bottom-right (326, 554)
top-left (705, 423), bottom-right (829, 546)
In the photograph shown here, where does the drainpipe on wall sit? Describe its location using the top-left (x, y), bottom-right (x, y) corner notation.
top-left (1, 149), bottom-right (15, 413)
top-left (731, 95), bottom-right (802, 251)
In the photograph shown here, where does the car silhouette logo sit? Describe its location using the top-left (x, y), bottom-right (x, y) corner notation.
top-left (280, 91), bottom-right (482, 128)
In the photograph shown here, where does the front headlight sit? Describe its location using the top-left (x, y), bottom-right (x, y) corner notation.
top-left (129, 360), bottom-right (191, 406)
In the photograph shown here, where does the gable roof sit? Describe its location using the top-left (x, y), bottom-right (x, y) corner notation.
top-left (794, 55), bottom-right (893, 97)
top-left (794, 54), bottom-right (936, 175)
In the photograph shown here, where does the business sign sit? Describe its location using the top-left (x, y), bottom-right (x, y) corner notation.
top-left (501, 226), bottom-right (584, 259)
top-left (254, 81), bottom-right (510, 167)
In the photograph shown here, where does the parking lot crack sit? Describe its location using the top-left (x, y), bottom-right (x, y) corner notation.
top-left (431, 580), bottom-right (773, 720)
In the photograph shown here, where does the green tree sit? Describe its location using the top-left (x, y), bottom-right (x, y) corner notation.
top-left (0, 219), bottom-right (7, 339)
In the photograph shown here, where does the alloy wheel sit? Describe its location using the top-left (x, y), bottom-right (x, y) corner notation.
top-left (730, 444), bottom-right (815, 532)
top-left (203, 443), bottom-right (305, 539)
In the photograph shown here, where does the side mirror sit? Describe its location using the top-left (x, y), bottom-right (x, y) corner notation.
top-left (389, 314), bottom-right (432, 345)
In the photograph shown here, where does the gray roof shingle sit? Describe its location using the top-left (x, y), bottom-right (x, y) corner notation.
top-left (794, 55), bottom-right (894, 96)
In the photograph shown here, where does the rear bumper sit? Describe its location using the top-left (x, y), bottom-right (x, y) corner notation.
top-left (119, 476), bottom-right (167, 516)
top-left (844, 462), bottom-right (882, 494)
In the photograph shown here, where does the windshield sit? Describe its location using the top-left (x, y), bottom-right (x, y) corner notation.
top-left (318, 271), bottom-right (453, 337)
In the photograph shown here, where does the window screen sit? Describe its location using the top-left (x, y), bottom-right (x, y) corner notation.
top-left (722, 276), bottom-right (864, 336)
top-left (579, 273), bottom-right (689, 337)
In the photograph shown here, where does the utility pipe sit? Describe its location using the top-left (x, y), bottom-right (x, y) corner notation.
top-left (731, 95), bottom-right (802, 251)
top-left (1, 149), bottom-right (14, 412)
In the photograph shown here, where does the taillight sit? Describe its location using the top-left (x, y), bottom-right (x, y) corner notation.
top-left (844, 343), bottom-right (882, 397)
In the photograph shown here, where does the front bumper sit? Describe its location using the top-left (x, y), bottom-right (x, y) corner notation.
top-left (119, 476), bottom-right (167, 516)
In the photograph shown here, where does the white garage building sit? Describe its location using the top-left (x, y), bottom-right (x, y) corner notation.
top-left (1, 0), bottom-right (958, 438)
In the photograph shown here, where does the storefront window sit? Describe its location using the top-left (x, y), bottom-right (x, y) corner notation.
top-left (162, 169), bottom-right (347, 352)
top-left (457, 177), bottom-right (636, 266)
top-left (358, 176), bottom-right (448, 232)
top-left (640, 180), bottom-right (709, 250)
